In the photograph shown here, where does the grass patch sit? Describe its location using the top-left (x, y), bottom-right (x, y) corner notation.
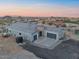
top-left (64, 20), bottom-right (79, 24)
top-left (0, 20), bottom-right (13, 25)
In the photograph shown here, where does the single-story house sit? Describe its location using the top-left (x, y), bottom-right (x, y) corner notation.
top-left (6, 22), bottom-right (38, 42)
top-left (6, 22), bottom-right (65, 46)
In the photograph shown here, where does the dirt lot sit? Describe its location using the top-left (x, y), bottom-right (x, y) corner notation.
top-left (0, 36), bottom-right (22, 54)
top-left (0, 36), bottom-right (39, 59)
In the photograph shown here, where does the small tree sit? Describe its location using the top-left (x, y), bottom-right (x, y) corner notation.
top-left (62, 24), bottom-right (66, 27)
top-left (42, 21), bottom-right (45, 24)
top-left (48, 22), bottom-right (53, 25)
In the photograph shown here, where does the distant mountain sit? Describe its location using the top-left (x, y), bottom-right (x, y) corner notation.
top-left (2, 16), bottom-right (12, 20)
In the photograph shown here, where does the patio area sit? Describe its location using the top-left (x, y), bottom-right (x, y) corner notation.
top-left (33, 37), bottom-right (63, 49)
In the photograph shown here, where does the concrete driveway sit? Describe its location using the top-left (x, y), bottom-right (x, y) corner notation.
top-left (21, 39), bottom-right (79, 59)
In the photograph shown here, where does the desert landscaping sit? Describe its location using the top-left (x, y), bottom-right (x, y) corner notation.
top-left (0, 36), bottom-right (39, 59)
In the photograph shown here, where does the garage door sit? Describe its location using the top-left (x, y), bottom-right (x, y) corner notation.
top-left (47, 33), bottom-right (56, 39)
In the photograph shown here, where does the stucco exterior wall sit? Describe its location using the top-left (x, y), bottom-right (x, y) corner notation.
top-left (7, 28), bottom-right (34, 42)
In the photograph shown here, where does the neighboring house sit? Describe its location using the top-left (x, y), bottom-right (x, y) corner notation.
top-left (65, 23), bottom-right (79, 27)
top-left (6, 22), bottom-right (65, 48)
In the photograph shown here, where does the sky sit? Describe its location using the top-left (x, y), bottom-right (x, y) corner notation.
top-left (0, 0), bottom-right (79, 17)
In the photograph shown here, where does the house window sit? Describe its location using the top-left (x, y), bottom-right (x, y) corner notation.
top-left (47, 33), bottom-right (56, 39)
top-left (19, 33), bottom-right (21, 35)
top-left (33, 35), bottom-right (37, 42)
top-left (59, 37), bottom-right (64, 40)
top-left (8, 30), bottom-right (11, 34)
top-left (75, 30), bottom-right (79, 35)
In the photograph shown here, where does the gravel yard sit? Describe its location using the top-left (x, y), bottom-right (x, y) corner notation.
top-left (21, 39), bottom-right (79, 59)
top-left (0, 36), bottom-right (39, 59)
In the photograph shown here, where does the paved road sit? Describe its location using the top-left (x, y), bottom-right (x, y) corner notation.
top-left (21, 40), bottom-right (79, 59)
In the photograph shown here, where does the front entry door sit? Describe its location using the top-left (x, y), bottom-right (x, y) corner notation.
top-left (39, 31), bottom-right (42, 37)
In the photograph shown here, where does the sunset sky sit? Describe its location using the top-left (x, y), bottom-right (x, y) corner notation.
top-left (0, 0), bottom-right (79, 17)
